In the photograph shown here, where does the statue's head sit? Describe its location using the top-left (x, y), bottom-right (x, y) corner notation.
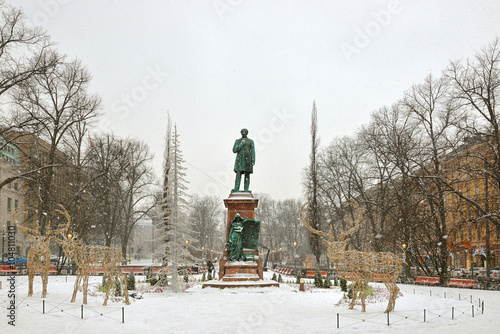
top-left (233, 213), bottom-right (244, 222)
top-left (240, 128), bottom-right (248, 137)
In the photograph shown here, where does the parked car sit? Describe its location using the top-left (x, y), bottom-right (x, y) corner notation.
top-left (450, 268), bottom-right (467, 278)
top-left (470, 267), bottom-right (486, 278)
top-left (490, 267), bottom-right (500, 280)
top-left (2, 255), bottom-right (27, 265)
top-left (476, 267), bottom-right (500, 280)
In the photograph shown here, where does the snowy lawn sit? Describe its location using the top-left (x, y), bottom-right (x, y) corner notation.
top-left (1, 271), bottom-right (499, 333)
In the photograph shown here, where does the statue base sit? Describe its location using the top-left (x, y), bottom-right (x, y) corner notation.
top-left (218, 193), bottom-right (264, 282)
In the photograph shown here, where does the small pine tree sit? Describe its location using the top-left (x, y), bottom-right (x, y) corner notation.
top-left (323, 275), bottom-right (331, 288)
top-left (314, 267), bottom-right (323, 288)
top-left (278, 274), bottom-right (283, 283)
top-left (201, 273), bottom-right (206, 282)
top-left (347, 284), bottom-right (353, 299)
top-left (295, 272), bottom-right (302, 284)
top-left (183, 272), bottom-right (189, 282)
top-left (272, 273), bottom-right (277, 281)
top-left (340, 278), bottom-right (347, 292)
top-left (114, 277), bottom-right (122, 296)
top-left (127, 272), bottom-right (136, 290)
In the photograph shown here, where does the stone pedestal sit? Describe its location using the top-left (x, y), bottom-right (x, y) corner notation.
top-left (218, 192), bottom-right (261, 281)
top-left (203, 192), bottom-right (278, 289)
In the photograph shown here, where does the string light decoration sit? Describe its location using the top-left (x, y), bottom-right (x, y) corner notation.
top-left (59, 231), bottom-right (130, 306)
top-left (13, 205), bottom-right (71, 298)
top-left (300, 202), bottom-right (403, 313)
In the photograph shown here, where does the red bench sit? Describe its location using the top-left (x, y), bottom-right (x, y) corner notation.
top-left (89, 268), bottom-right (105, 274)
top-left (0, 265), bottom-right (19, 274)
top-left (305, 270), bottom-right (327, 278)
top-left (32, 266), bottom-right (57, 274)
top-left (447, 278), bottom-right (475, 288)
top-left (415, 276), bottom-right (440, 285)
top-left (338, 272), bottom-right (394, 281)
top-left (120, 267), bottom-right (144, 275)
top-left (152, 267), bottom-right (172, 274)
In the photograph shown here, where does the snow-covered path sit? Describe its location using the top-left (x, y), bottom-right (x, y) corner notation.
top-left (1, 272), bottom-right (499, 333)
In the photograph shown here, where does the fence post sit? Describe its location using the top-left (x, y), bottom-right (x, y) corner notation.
top-left (387, 311), bottom-right (390, 326)
top-left (472, 305), bottom-right (474, 318)
top-left (336, 313), bottom-right (339, 328)
top-left (452, 307), bottom-right (454, 320)
top-left (81, 304), bottom-right (83, 319)
top-left (424, 309), bottom-right (426, 322)
top-left (444, 292), bottom-right (446, 298)
top-left (43, 300), bottom-right (45, 314)
top-left (430, 290), bottom-right (432, 297)
top-left (122, 307), bottom-right (125, 323)
top-left (470, 295), bottom-right (472, 303)
top-left (482, 301), bottom-right (484, 315)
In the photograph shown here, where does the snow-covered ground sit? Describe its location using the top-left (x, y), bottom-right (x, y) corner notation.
top-left (1, 269), bottom-right (499, 334)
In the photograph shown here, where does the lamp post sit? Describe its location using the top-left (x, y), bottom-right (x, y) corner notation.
top-left (402, 243), bottom-right (407, 282)
top-left (66, 233), bottom-right (73, 274)
top-left (151, 223), bottom-right (155, 263)
top-left (201, 246), bottom-right (205, 261)
top-left (292, 241), bottom-right (298, 274)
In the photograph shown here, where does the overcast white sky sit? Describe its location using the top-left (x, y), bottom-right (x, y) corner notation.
top-left (8, 0), bottom-right (500, 201)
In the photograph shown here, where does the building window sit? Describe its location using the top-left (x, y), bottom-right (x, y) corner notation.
top-left (14, 199), bottom-right (18, 209)
top-left (475, 183), bottom-right (480, 195)
top-left (7, 198), bottom-right (12, 212)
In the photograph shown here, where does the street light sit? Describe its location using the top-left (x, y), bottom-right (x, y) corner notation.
top-left (292, 241), bottom-right (299, 274)
top-left (401, 243), bottom-right (408, 281)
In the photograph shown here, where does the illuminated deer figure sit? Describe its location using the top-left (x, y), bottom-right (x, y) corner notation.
top-left (59, 233), bottom-right (130, 306)
top-left (300, 203), bottom-right (403, 312)
top-left (13, 205), bottom-right (71, 298)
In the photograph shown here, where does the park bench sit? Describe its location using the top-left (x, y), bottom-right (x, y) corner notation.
top-left (414, 276), bottom-right (440, 285)
top-left (338, 272), bottom-right (393, 281)
top-left (447, 278), bottom-right (475, 288)
top-left (305, 270), bottom-right (327, 278)
top-left (89, 268), bottom-right (105, 274)
top-left (0, 265), bottom-right (19, 274)
top-left (120, 267), bottom-right (144, 275)
top-left (151, 267), bottom-right (172, 274)
top-left (31, 266), bottom-right (58, 274)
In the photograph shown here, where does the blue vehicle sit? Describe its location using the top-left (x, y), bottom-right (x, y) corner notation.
top-left (2, 255), bottom-right (27, 265)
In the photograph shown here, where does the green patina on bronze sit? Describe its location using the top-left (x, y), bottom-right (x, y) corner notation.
top-left (227, 214), bottom-right (261, 262)
top-left (231, 128), bottom-right (255, 193)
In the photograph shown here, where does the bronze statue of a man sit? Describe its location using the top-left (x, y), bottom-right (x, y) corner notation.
top-left (232, 128), bottom-right (255, 193)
